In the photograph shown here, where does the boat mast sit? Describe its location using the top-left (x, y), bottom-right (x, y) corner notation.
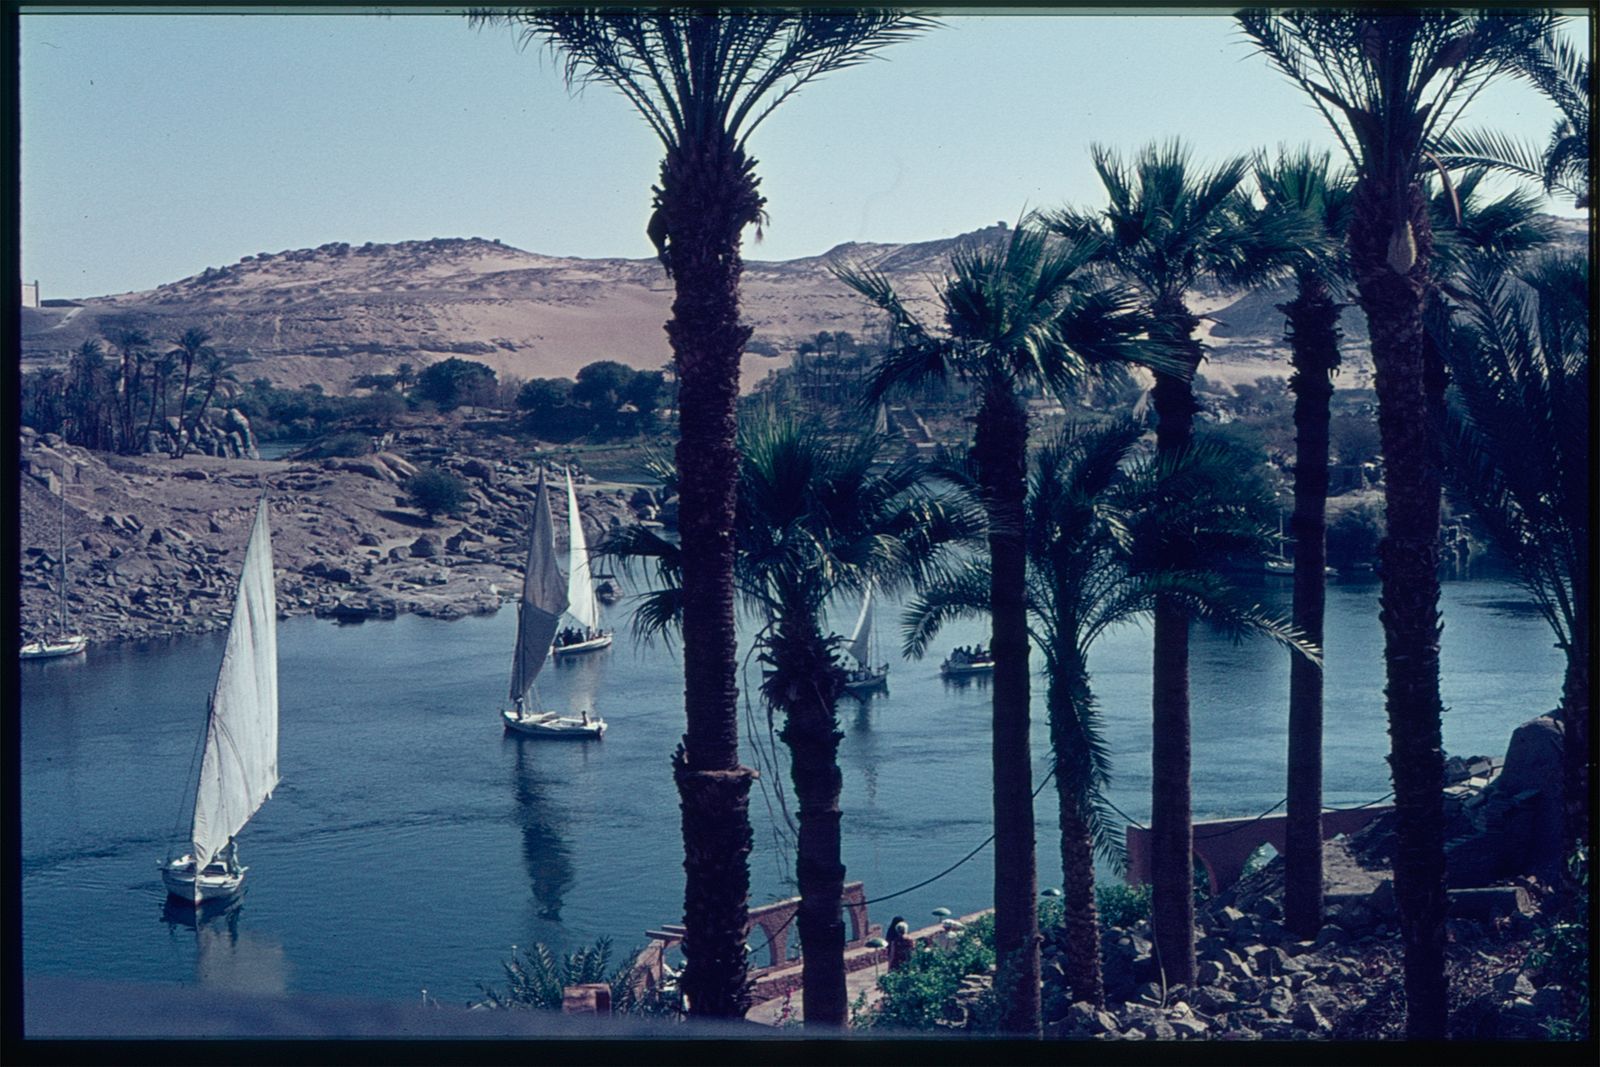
top-left (57, 460), bottom-right (68, 638)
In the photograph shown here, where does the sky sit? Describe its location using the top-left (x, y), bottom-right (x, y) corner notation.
top-left (19, 6), bottom-right (1591, 300)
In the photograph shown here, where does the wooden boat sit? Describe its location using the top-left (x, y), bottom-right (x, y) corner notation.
top-left (503, 470), bottom-right (606, 740)
top-left (159, 498), bottom-right (279, 905)
top-left (939, 648), bottom-right (995, 677)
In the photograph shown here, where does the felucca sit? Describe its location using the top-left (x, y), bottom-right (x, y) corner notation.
top-left (160, 497), bottom-right (279, 904)
top-left (551, 469), bottom-right (614, 656)
top-left (20, 459), bottom-right (87, 660)
top-left (503, 470), bottom-right (606, 739)
top-left (841, 582), bottom-right (889, 696)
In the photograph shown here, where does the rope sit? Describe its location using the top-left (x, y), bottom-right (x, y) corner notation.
top-left (1104, 790), bottom-right (1398, 838)
top-left (744, 761), bottom-right (1061, 962)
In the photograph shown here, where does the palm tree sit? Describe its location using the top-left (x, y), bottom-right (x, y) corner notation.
top-left (170, 327), bottom-right (214, 457)
top-left (67, 339), bottom-right (110, 451)
top-left (1442, 253), bottom-right (1588, 855)
top-left (145, 350), bottom-right (177, 450)
top-left (1238, 9), bottom-right (1555, 1037)
top-left (469, 9), bottom-right (931, 1018)
top-left (106, 325), bottom-right (150, 454)
top-left (602, 414), bottom-right (980, 1027)
top-left (1247, 148), bottom-right (1354, 939)
top-left (1435, 26), bottom-right (1590, 208)
top-left (837, 222), bottom-right (1160, 1033)
top-left (904, 421), bottom-right (1317, 1009)
top-left (185, 350), bottom-right (235, 452)
top-left (1041, 139), bottom-right (1296, 987)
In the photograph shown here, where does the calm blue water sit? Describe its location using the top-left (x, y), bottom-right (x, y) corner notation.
top-left (19, 577), bottom-right (1563, 1006)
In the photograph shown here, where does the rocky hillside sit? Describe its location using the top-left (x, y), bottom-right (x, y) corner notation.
top-left (22, 218), bottom-right (1585, 398)
top-left (17, 422), bottom-right (655, 647)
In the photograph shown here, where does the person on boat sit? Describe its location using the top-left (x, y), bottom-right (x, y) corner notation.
top-left (581, 709), bottom-right (590, 725)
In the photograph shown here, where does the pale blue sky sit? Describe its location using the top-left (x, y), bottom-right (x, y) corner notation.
top-left (20, 8), bottom-right (1589, 299)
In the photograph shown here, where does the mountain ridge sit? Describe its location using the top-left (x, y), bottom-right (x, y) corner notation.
top-left (21, 217), bottom-right (1586, 396)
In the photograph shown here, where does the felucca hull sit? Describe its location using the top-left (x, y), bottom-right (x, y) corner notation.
top-left (842, 667), bottom-right (889, 695)
top-left (551, 633), bottom-right (614, 656)
top-left (159, 857), bottom-right (246, 904)
top-left (939, 661), bottom-right (994, 678)
top-left (502, 709), bottom-right (606, 739)
top-left (20, 636), bottom-right (87, 659)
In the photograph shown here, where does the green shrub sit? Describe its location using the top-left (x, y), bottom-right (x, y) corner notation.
top-left (472, 937), bottom-right (679, 1018)
top-left (864, 916), bottom-right (995, 1031)
top-left (406, 467), bottom-right (468, 519)
top-left (1095, 883), bottom-right (1152, 929)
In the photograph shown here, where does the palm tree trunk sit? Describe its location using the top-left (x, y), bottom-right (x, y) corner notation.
top-left (660, 142), bottom-right (760, 1020)
top-left (975, 383), bottom-right (1040, 1035)
top-left (772, 617), bottom-right (849, 1029)
top-left (1049, 653), bottom-right (1104, 1008)
top-left (1282, 273), bottom-right (1341, 939)
top-left (1149, 293), bottom-right (1202, 988)
top-left (175, 357), bottom-right (195, 458)
top-left (1351, 180), bottom-right (1449, 1040)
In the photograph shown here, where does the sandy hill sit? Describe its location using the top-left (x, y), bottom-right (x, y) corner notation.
top-left (20, 217), bottom-right (1586, 396)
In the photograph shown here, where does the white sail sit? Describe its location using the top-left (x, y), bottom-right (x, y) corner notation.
top-left (511, 471), bottom-right (569, 705)
top-left (190, 498), bottom-right (279, 872)
top-left (564, 470), bottom-right (600, 631)
top-left (846, 584), bottom-right (875, 670)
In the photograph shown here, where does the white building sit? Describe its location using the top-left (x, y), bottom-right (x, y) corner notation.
top-left (21, 280), bottom-right (40, 308)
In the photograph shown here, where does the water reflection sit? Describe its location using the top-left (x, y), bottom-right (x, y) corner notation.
top-left (509, 739), bottom-right (576, 922)
top-left (940, 671), bottom-right (992, 693)
top-left (159, 895), bottom-right (289, 995)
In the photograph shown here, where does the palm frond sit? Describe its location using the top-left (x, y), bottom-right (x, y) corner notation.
top-left (899, 558), bottom-right (991, 659)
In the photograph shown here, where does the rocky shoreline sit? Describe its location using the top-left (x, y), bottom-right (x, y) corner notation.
top-left (17, 424), bottom-right (663, 647)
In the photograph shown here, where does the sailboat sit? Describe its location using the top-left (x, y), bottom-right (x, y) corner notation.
top-left (551, 469), bottom-right (614, 656)
top-left (840, 583), bottom-right (889, 696)
top-left (503, 470), bottom-right (606, 739)
top-left (159, 497), bottom-right (279, 905)
top-left (20, 460), bottom-right (87, 660)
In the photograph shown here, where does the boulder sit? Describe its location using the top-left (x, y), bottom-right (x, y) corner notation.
top-left (410, 535), bottom-right (439, 559)
top-left (460, 457), bottom-right (496, 483)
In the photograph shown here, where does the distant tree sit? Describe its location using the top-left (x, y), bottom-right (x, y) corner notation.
top-left (414, 357), bottom-right (498, 411)
top-left (625, 369), bottom-right (668, 430)
top-left (572, 360), bottom-right (638, 428)
top-left (395, 362), bottom-right (416, 395)
top-left (67, 340), bottom-right (112, 449)
top-left (170, 327), bottom-right (214, 457)
top-left (185, 350), bottom-right (236, 447)
top-left (518, 377), bottom-right (575, 412)
top-left (407, 467), bottom-right (469, 521)
top-left (21, 368), bottom-right (67, 436)
top-left (106, 325), bottom-right (151, 453)
top-left (143, 350), bottom-right (172, 448)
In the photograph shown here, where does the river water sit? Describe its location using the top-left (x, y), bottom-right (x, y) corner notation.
top-left (19, 576), bottom-right (1562, 1007)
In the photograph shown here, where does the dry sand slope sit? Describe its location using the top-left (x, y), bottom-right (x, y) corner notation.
top-left (19, 216), bottom-right (1586, 395)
